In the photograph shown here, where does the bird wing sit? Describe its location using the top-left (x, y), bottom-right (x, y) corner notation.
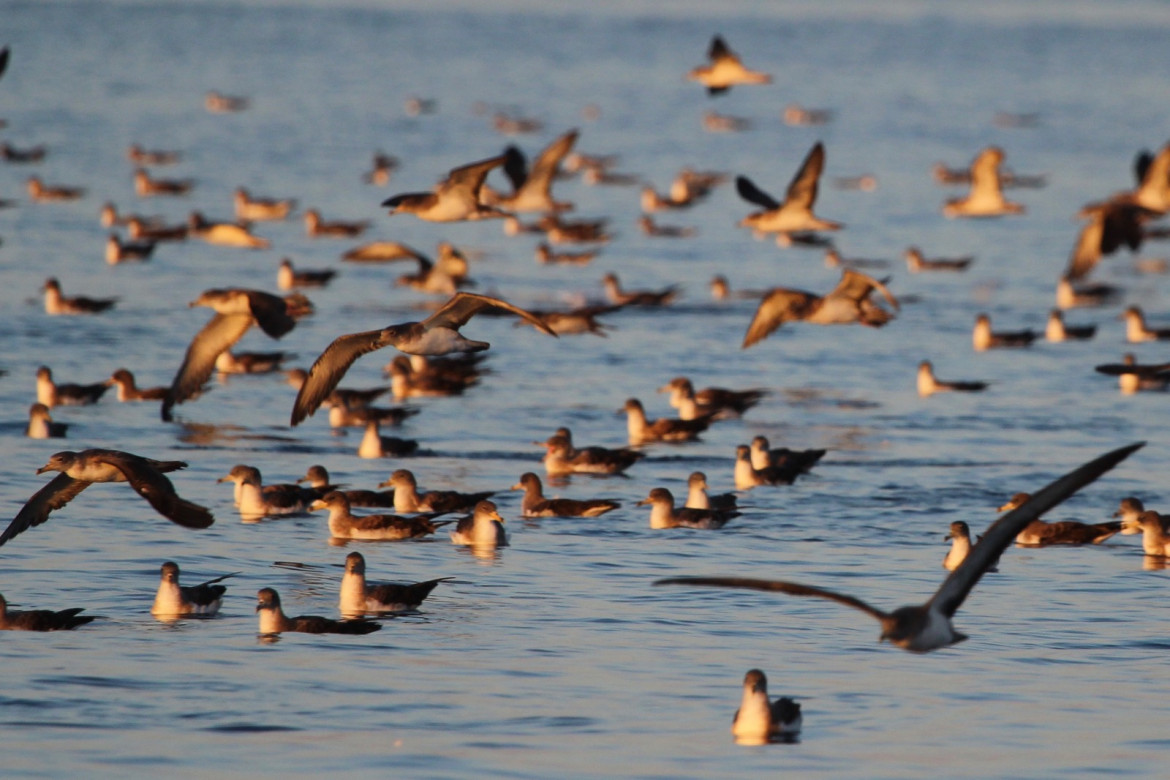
top-left (162, 312), bottom-right (254, 421)
top-left (523, 129), bottom-right (579, 197)
top-left (423, 292), bottom-right (557, 336)
top-left (968, 147), bottom-right (1003, 200)
top-left (1065, 213), bottom-right (1104, 281)
top-left (742, 288), bottom-right (819, 348)
top-left (103, 452), bottom-right (215, 529)
top-left (830, 269), bottom-right (900, 310)
top-left (381, 191), bottom-right (438, 211)
top-left (501, 145), bottom-right (528, 192)
top-left (243, 291), bottom-right (295, 338)
top-left (930, 441), bottom-right (1143, 618)
top-left (783, 142), bottom-right (825, 210)
top-left (437, 154), bottom-right (508, 202)
top-left (0, 47), bottom-right (9, 80)
top-left (1094, 361), bottom-right (1170, 377)
top-left (708, 35), bottom-right (733, 62)
top-left (290, 329), bottom-right (391, 426)
top-left (735, 176), bottom-right (780, 210)
top-left (0, 474), bottom-right (90, 547)
top-left (654, 576), bottom-right (889, 622)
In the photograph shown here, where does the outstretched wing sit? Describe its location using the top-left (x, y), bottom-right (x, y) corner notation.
top-left (708, 35), bottom-right (733, 62)
top-left (784, 142), bottom-right (825, 210)
top-left (0, 474), bottom-right (90, 547)
top-left (742, 288), bottom-right (819, 348)
top-left (162, 313), bottom-right (254, 421)
top-left (438, 154), bottom-right (508, 201)
top-left (104, 452), bottom-right (215, 529)
top-left (968, 146), bottom-right (1004, 200)
top-left (291, 329), bottom-right (392, 426)
top-left (243, 290), bottom-right (295, 338)
top-left (931, 442), bottom-right (1143, 619)
top-left (423, 292), bottom-right (557, 336)
top-left (735, 176), bottom-right (780, 210)
top-left (501, 145), bottom-right (528, 192)
top-left (830, 269), bottom-right (900, 310)
top-left (523, 129), bottom-right (579, 197)
top-left (1094, 361), bottom-right (1170, 378)
top-left (654, 576), bottom-right (889, 622)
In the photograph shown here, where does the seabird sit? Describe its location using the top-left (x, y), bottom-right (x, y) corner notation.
top-left (324, 399), bottom-right (417, 430)
top-left (482, 129), bottom-right (578, 213)
top-left (339, 552), bottom-right (451, 616)
top-left (256, 588), bottom-right (380, 636)
top-left (36, 365), bottom-right (110, 407)
top-left (290, 292), bottom-right (555, 425)
top-left (685, 472), bottom-right (737, 513)
top-left (384, 355), bottom-right (479, 399)
top-left (128, 216), bottom-right (187, 242)
top-left (162, 288), bottom-right (296, 421)
top-left (735, 142), bottom-right (841, 235)
top-left (297, 465), bottom-right (395, 508)
top-left (449, 500), bottom-right (508, 548)
top-left (378, 470), bottom-right (493, 514)
top-left (1064, 200), bottom-right (1151, 281)
top-left (638, 487), bottom-right (737, 529)
top-left (972, 314), bottom-right (1037, 351)
top-left (688, 35), bottom-right (772, 95)
top-left (742, 269), bottom-right (899, 348)
top-left (2, 141), bottom-right (47, 163)
top-left (214, 349), bottom-right (292, 375)
top-left (1122, 306), bottom-right (1170, 342)
top-left (382, 154), bottom-right (509, 222)
top-left (783, 103), bottom-right (833, 126)
top-left (363, 151), bottom-right (398, 186)
top-left (735, 444), bottom-right (814, 489)
top-left (277, 258), bottom-right (335, 290)
top-left (312, 491), bottom-right (447, 541)
top-left (217, 465), bottom-right (318, 520)
top-left (702, 110), bottom-right (752, 133)
top-left (304, 209), bottom-right (368, 238)
top-left (535, 243), bottom-right (597, 265)
top-left (917, 360), bottom-right (989, 396)
top-left (134, 168), bottom-right (192, 197)
top-left (151, 561), bottom-right (234, 618)
top-left (517, 304), bottom-right (618, 337)
top-left (0, 449), bottom-right (214, 547)
top-left (638, 215), bottom-right (697, 238)
top-left (601, 273), bottom-right (680, 307)
top-left (1133, 511), bottom-right (1170, 556)
top-left (27, 176), bottom-right (85, 202)
top-left (656, 442), bottom-right (1142, 652)
top-left (235, 187), bottom-right (295, 221)
top-left (205, 91), bottom-right (249, 113)
top-left (1056, 276), bottom-right (1121, 309)
top-left (127, 144), bottom-right (181, 166)
top-left (341, 240), bottom-right (425, 263)
top-left (660, 377), bottom-right (766, 420)
top-left (943, 521), bottom-right (973, 571)
top-left (1045, 310), bottom-right (1096, 342)
top-left (42, 277), bottom-right (116, 315)
top-left (732, 669), bottom-right (801, 744)
top-left (1095, 354), bottom-right (1170, 394)
top-left (25, 403), bottom-right (66, 439)
top-left (904, 247), bottom-right (973, 272)
top-left (748, 436), bottom-right (826, 476)
top-left (356, 419), bottom-right (419, 459)
top-left (105, 233), bottom-right (155, 264)
top-left (541, 432), bottom-right (643, 477)
top-left (941, 147), bottom-right (1026, 218)
top-left (187, 211), bottom-right (270, 249)
top-left (622, 398), bottom-right (710, 444)
top-left (0, 593), bottom-right (94, 631)
top-left (512, 472), bottom-right (619, 517)
top-left (996, 493), bottom-right (1123, 546)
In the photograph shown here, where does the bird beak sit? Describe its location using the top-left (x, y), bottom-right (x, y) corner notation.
top-left (216, 476), bottom-right (230, 483)
top-left (635, 497), bottom-right (651, 506)
top-left (35, 463), bottom-right (51, 474)
top-left (309, 499), bottom-right (325, 511)
top-left (376, 479), bottom-right (392, 488)
top-left (510, 483), bottom-right (523, 491)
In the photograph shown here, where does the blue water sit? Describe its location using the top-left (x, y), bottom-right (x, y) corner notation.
top-left (2, 1), bottom-right (1170, 777)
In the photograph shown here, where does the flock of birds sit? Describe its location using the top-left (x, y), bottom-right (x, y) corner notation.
top-left (1, 31), bottom-right (1168, 746)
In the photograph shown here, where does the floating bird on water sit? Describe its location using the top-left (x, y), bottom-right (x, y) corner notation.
top-left (622, 398), bottom-right (710, 444)
top-left (290, 292), bottom-right (555, 425)
top-left (27, 176), bottom-right (85, 202)
top-left (312, 491), bottom-right (447, 541)
top-left (0, 593), bottom-right (94, 631)
top-left (1045, 310), bottom-right (1096, 342)
top-left (25, 403), bottom-right (66, 439)
top-left (638, 487), bottom-right (737, 529)
top-left (659, 377), bottom-right (765, 420)
top-left (217, 464), bottom-right (318, 520)
top-left (105, 233), bottom-right (155, 264)
top-left (1132, 511), bottom-right (1170, 557)
top-left (205, 91), bottom-right (249, 113)
top-left (36, 365), bottom-right (110, 407)
top-left (916, 360), bottom-right (989, 397)
top-left (277, 258), bottom-right (335, 290)
top-left (748, 436), bottom-right (826, 477)
top-left (688, 35), bottom-right (772, 95)
top-left (379, 469), bottom-right (494, 514)
top-left (512, 472), bottom-right (619, 518)
top-left (732, 669), bottom-right (801, 744)
top-left (656, 442), bottom-right (1142, 652)
top-left (972, 314), bottom-right (1037, 351)
top-left (996, 492), bottom-right (1123, 546)
top-left (904, 246), bottom-right (973, 273)
top-left (297, 465), bottom-right (395, 508)
top-left (151, 561), bottom-right (234, 618)
top-left (304, 209), bottom-right (368, 238)
top-left (601, 272), bottom-right (680, 307)
top-left (356, 420), bottom-right (418, 459)
top-left (541, 432), bottom-right (643, 477)
top-left (1122, 306), bottom-right (1170, 342)
top-left (127, 144), bottom-right (181, 166)
top-left (742, 269), bottom-right (899, 348)
top-left (134, 168), bottom-right (192, 197)
top-left (256, 588), bottom-right (380, 636)
top-left (42, 277), bottom-right (116, 315)
top-left (685, 472), bottom-right (737, 513)
top-left (162, 289), bottom-right (297, 421)
top-left (943, 521), bottom-right (974, 571)
top-left (382, 154), bottom-right (509, 222)
top-left (736, 142), bottom-right (841, 236)
top-left (449, 500), bottom-right (508, 548)
top-left (339, 552), bottom-right (452, 616)
top-left (1, 449), bottom-right (214, 548)
top-left (1095, 353), bottom-right (1170, 394)
top-left (235, 187), bottom-right (295, 221)
top-left (187, 211), bottom-right (270, 249)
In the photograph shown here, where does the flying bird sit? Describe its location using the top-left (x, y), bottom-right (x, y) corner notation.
top-left (742, 269), bottom-right (899, 348)
top-left (1, 449), bottom-right (214, 548)
top-left (482, 129), bottom-right (579, 213)
top-left (735, 142), bottom-right (841, 235)
top-left (382, 154), bottom-right (509, 222)
top-left (656, 442), bottom-right (1142, 653)
top-left (290, 292), bottom-right (555, 426)
top-left (688, 35), bottom-right (772, 95)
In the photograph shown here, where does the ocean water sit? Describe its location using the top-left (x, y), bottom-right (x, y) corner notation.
top-left (2, 1), bottom-right (1170, 777)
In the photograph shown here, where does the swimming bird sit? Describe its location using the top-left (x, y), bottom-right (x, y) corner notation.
top-left (134, 168), bottom-right (192, 197)
top-left (105, 233), bottom-right (155, 264)
top-left (341, 241), bottom-right (425, 263)
top-left (42, 277), bottom-right (116, 315)
top-left (36, 365), bottom-right (110, 407)
top-left (942, 147), bottom-right (1026, 217)
top-left (659, 377), bottom-right (766, 420)
top-left (996, 492), bottom-right (1124, 546)
top-left (287, 370), bottom-right (392, 410)
top-left (128, 216), bottom-right (187, 242)
top-left (1123, 306), bottom-right (1170, 342)
top-left (732, 669), bottom-right (801, 744)
top-left (0, 449), bottom-right (214, 547)
top-left (162, 288), bottom-right (297, 421)
top-left (638, 215), bottom-right (697, 238)
top-left (25, 403), bottom-right (66, 439)
top-left (205, 91), bottom-right (249, 113)
top-left (638, 487), bottom-right (736, 529)
top-left (382, 154), bottom-right (508, 222)
top-left (126, 144), bottom-right (181, 166)
top-left (217, 465), bottom-right (318, 520)
top-left (916, 360), bottom-right (989, 396)
top-left (324, 398), bottom-right (417, 429)
top-left (742, 269), bottom-right (899, 348)
top-left (688, 35), bottom-right (772, 95)
top-left (290, 292), bottom-right (555, 425)
top-left (1132, 511), bottom-right (1170, 556)
top-left (379, 469), bottom-right (494, 514)
top-left (356, 420), bottom-right (419, 459)
top-left (703, 110), bottom-right (752, 133)
top-left (735, 445), bottom-right (814, 489)
top-left (27, 176), bottom-right (85, 202)
top-left (1, 142), bottom-right (47, 163)
top-left (516, 304), bottom-right (620, 337)
top-left (0, 593), bottom-right (94, 631)
top-left (297, 465), bottom-right (395, 508)
top-left (256, 588), bottom-right (380, 635)
top-left (235, 187), bottom-right (295, 221)
top-left (1055, 276), bottom-right (1121, 309)
top-left (492, 111), bottom-right (543, 135)
top-left (1113, 497), bottom-right (1153, 535)
top-left (783, 102), bottom-right (834, 126)
top-left (100, 202), bottom-right (163, 229)
top-left (512, 472), bottom-right (619, 518)
top-left (449, 500), bottom-right (508, 548)
top-left (339, 552), bottom-right (451, 616)
top-left (363, 151), bottom-right (398, 186)
top-left (1045, 310), bottom-right (1096, 342)
top-left (1095, 353), bottom-right (1170, 394)
top-left (540, 214), bottom-right (612, 244)
top-left (685, 472), bottom-right (738, 513)
top-left (656, 442), bottom-right (1142, 652)
top-left (276, 258), bottom-right (335, 290)
top-left (187, 211), bottom-right (270, 249)
top-left (535, 243), bottom-right (597, 265)
top-left (972, 314), bottom-right (1037, 351)
top-left (709, 275), bottom-right (767, 301)
top-left (151, 561), bottom-right (233, 618)
top-left (943, 521), bottom-right (973, 571)
top-left (735, 142), bottom-right (842, 235)
top-left (304, 209), bottom-right (368, 238)
top-left (904, 247), bottom-right (974, 273)
top-left (601, 273), bottom-right (680, 307)
top-left (622, 398), bottom-right (710, 444)
top-left (482, 129), bottom-right (578, 213)
top-left (384, 355), bottom-right (479, 399)
top-left (311, 491), bottom-right (448, 541)
top-left (541, 432), bottom-right (643, 477)
top-left (748, 437), bottom-right (826, 477)
top-left (389, 253), bottom-right (469, 296)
